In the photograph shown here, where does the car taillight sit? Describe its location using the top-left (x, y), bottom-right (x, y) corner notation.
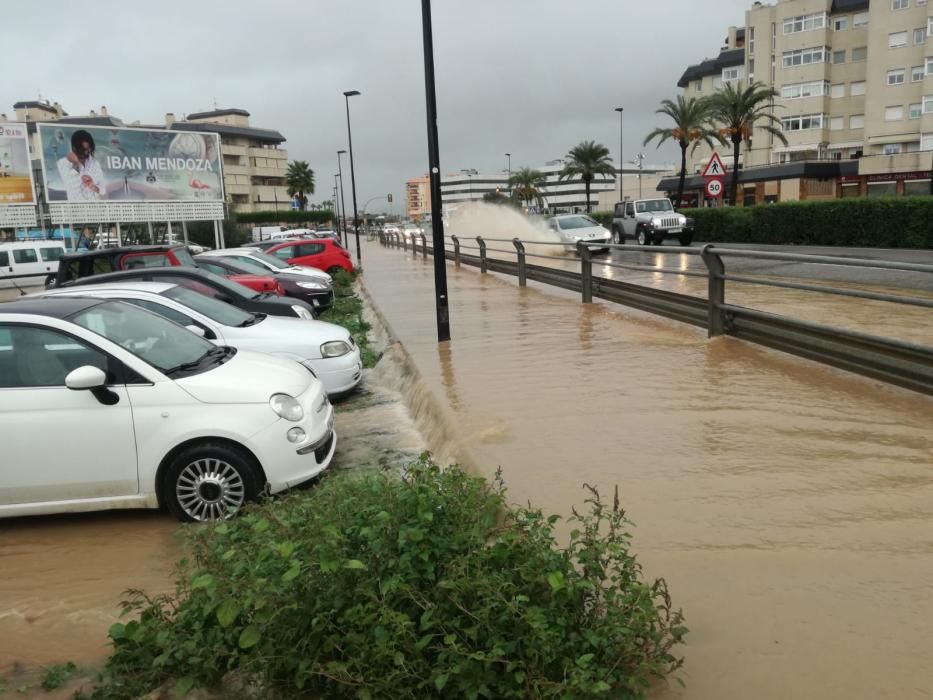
top-left (275, 282), bottom-right (285, 296)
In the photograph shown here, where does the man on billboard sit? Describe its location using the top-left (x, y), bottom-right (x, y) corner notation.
top-left (56, 130), bottom-right (106, 200)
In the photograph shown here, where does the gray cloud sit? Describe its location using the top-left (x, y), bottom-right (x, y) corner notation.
top-left (5, 0), bottom-right (750, 212)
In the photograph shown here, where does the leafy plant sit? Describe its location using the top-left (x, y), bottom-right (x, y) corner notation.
top-left (559, 142), bottom-right (617, 213)
top-left (286, 161), bottom-right (316, 211)
top-left (86, 457), bottom-right (685, 699)
top-left (320, 270), bottom-right (380, 369)
top-left (40, 662), bottom-right (77, 690)
top-left (235, 209), bottom-right (335, 225)
top-left (508, 167), bottom-right (548, 209)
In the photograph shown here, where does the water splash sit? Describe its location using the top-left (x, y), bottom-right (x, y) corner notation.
top-left (445, 202), bottom-right (567, 257)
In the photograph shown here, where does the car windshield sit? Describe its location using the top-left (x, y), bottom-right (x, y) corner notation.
top-left (195, 270), bottom-right (260, 300)
top-left (635, 200), bottom-right (673, 213)
top-left (162, 286), bottom-right (255, 327)
top-left (247, 251), bottom-right (290, 269)
top-left (173, 248), bottom-right (196, 266)
top-left (70, 300), bottom-right (215, 373)
top-left (558, 216), bottom-right (599, 230)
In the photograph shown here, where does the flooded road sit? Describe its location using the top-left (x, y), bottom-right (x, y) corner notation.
top-left (363, 240), bottom-right (933, 699)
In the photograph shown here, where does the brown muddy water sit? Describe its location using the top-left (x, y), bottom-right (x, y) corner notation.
top-left (361, 240), bottom-right (933, 700)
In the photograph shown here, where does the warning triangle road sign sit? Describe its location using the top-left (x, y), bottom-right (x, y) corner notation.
top-left (702, 152), bottom-right (728, 178)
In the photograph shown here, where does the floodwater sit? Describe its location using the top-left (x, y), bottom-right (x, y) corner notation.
top-left (362, 240), bottom-right (933, 699)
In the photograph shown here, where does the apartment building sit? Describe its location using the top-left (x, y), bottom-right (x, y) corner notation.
top-left (667, 0), bottom-right (932, 204)
top-left (406, 175), bottom-right (431, 220)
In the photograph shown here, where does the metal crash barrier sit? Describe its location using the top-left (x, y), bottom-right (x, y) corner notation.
top-left (379, 233), bottom-right (933, 396)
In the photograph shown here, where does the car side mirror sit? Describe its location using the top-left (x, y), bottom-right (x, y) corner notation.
top-left (185, 325), bottom-right (206, 338)
top-left (65, 365), bottom-right (106, 390)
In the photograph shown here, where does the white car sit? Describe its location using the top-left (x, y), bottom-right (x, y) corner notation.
top-left (0, 297), bottom-right (335, 521)
top-left (546, 214), bottom-right (612, 252)
top-left (198, 248), bottom-right (332, 284)
top-left (38, 281), bottom-right (363, 396)
top-left (401, 224), bottom-right (423, 242)
top-left (383, 224), bottom-right (401, 237)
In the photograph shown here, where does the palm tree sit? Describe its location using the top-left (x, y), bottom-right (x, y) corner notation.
top-left (286, 161), bottom-right (315, 211)
top-left (643, 95), bottom-right (720, 208)
top-left (558, 141), bottom-right (616, 213)
top-left (508, 167), bottom-right (547, 208)
top-left (705, 81), bottom-right (786, 205)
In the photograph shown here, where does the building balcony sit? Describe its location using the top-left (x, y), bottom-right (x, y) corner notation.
top-left (221, 144), bottom-right (247, 156)
top-left (251, 166), bottom-right (286, 178)
top-left (223, 164), bottom-right (249, 176)
top-left (858, 151), bottom-right (933, 177)
top-left (226, 183), bottom-right (251, 195)
top-left (249, 147), bottom-right (287, 159)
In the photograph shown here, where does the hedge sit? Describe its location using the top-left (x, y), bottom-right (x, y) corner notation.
top-left (235, 209), bottom-right (335, 225)
top-left (687, 197), bottom-right (933, 248)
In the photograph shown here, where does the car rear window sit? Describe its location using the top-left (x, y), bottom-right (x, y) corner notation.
top-left (121, 254), bottom-right (169, 270)
top-left (172, 248), bottom-right (196, 266)
top-left (40, 248), bottom-right (64, 262)
top-left (12, 248), bottom-right (38, 264)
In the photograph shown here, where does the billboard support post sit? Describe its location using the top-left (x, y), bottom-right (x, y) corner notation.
top-left (116, 222), bottom-right (122, 247)
top-left (167, 221), bottom-right (173, 242)
top-left (182, 221), bottom-right (189, 246)
top-left (147, 221), bottom-right (153, 242)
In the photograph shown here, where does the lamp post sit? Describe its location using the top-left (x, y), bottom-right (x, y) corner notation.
top-left (614, 107), bottom-right (624, 200)
top-left (420, 0), bottom-right (450, 342)
top-left (335, 172), bottom-right (349, 243)
top-left (631, 153), bottom-right (645, 199)
top-left (337, 150), bottom-right (349, 245)
top-left (342, 90), bottom-right (362, 265)
top-left (333, 176), bottom-right (342, 238)
top-left (505, 153), bottom-right (511, 196)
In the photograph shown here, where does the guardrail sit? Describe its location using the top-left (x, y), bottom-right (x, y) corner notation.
top-left (377, 231), bottom-right (933, 395)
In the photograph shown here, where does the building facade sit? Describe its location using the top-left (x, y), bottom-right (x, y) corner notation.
top-left (1, 101), bottom-right (289, 213)
top-left (668, 0), bottom-right (932, 204)
top-left (406, 175), bottom-right (431, 220)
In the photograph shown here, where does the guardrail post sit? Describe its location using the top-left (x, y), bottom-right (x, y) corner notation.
top-left (402, 233), bottom-right (409, 252)
top-left (578, 241), bottom-right (593, 303)
top-left (477, 236), bottom-right (487, 273)
top-left (412, 233), bottom-right (419, 259)
top-left (452, 235), bottom-right (460, 266)
top-left (700, 244), bottom-right (726, 337)
top-left (420, 232), bottom-right (428, 258)
top-left (513, 238), bottom-right (527, 287)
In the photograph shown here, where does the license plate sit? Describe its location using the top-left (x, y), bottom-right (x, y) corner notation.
top-left (669, 227), bottom-right (682, 234)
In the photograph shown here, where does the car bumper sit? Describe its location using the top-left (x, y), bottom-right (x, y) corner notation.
top-left (252, 400), bottom-right (336, 494)
top-left (306, 347), bottom-right (363, 395)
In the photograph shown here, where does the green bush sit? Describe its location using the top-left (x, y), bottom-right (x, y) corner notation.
top-left (688, 196), bottom-right (933, 248)
top-left (591, 211), bottom-right (613, 226)
top-left (88, 458), bottom-right (685, 699)
top-left (235, 209), bottom-right (335, 225)
top-left (321, 271), bottom-right (380, 368)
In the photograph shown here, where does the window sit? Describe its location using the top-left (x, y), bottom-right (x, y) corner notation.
top-left (906, 141), bottom-right (921, 152)
top-left (888, 68), bottom-right (906, 85)
top-left (197, 262), bottom-right (228, 276)
top-left (0, 251), bottom-right (7, 267)
top-left (694, 79), bottom-right (702, 92)
top-left (853, 12), bottom-right (869, 27)
top-left (12, 248), bottom-right (38, 264)
top-left (833, 49), bottom-right (847, 63)
top-left (913, 65), bottom-right (926, 81)
top-left (712, 76), bottom-right (723, 89)
top-left (929, 17), bottom-right (933, 34)
top-left (830, 116), bottom-right (845, 130)
top-left (910, 102), bottom-right (923, 118)
top-left (914, 27), bottom-right (927, 43)
top-left (922, 132), bottom-right (933, 150)
top-left (892, 0), bottom-right (909, 9)
top-left (889, 31), bottom-right (908, 47)
top-left (781, 113), bottom-right (827, 131)
top-left (296, 243), bottom-right (326, 256)
top-left (923, 95), bottom-right (933, 113)
top-left (885, 105), bottom-right (904, 120)
top-left (834, 16), bottom-right (849, 30)
top-left (39, 248), bottom-right (63, 262)
top-left (783, 12), bottom-right (827, 34)
top-left (123, 298), bottom-right (194, 327)
top-left (851, 46), bottom-right (868, 61)
top-left (723, 67), bottom-right (741, 82)
top-left (851, 81), bottom-right (867, 95)
top-left (749, 26), bottom-right (755, 53)
top-left (272, 246), bottom-right (295, 261)
top-left (782, 80), bottom-right (830, 98)
top-left (121, 253), bottom-right (168, 270)
top-left (749, 58), bottom-right (755, 77)
top-left (883, 144), bottom-right (902, 155)
top-left (927, 56), bottom-right (933, 74)
top-left (782, 46), bottom-right (828, 67)
top-left (851, 114), bottom-right (865, 128)
top-left (831, 83), bottom-right (846, 98)
top-left (0, 325), bottom-right (109, 388)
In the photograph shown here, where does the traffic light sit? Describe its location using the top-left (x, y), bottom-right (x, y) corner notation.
top-left (387, 193), bottom-right (393, 203)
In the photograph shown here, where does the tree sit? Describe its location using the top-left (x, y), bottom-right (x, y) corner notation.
top-left (558, 141), bottom-right (616, 213)
top-left (286, 161), bottom-right (315, 211)
top-left (643, 95), bottom-right (720, 208)
top-left (508, 167), bottom-right (547, 208)
top-left (705, 81), bottom-right (786, 206)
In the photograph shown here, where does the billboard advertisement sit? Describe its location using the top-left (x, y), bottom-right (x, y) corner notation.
top-left (38, 123), bottom-right (223, 203)
top-left (0, 123), bottom-right (36, 205)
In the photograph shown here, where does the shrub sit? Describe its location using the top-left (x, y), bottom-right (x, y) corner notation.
top-left (591, 211), bottom-right (613, 227)
top-left (235, 209), bottom-right (335, 225)
top-left (320, 270), bottom-right (380, 368)
top-left (689, 196), bottom-right (933, 248)
top-left (88, 458), bottom-right (685, 699)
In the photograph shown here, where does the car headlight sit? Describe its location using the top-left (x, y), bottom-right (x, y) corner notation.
top-left (270, 393), bottom-right (304, 421)
top-left (297, 281), bottom-right (328, 290)
top-left (321, 340), bottom-right (351, 358)
top-left (292, 305), bottom-right (314, 320)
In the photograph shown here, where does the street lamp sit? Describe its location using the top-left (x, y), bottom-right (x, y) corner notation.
top-left (337, 150), bottom-right (349, 245)
top-left (333, 175), bottom-right (342, 238)
top-left (460, 168), bottom-right (478, 200)
top-left (342, 90), bottom-right (362, 265)
top-left (505, 153), bottom-right (511, 195)
top-left (614, 107), bottom-right (624, 200)
top-left (630, 153), bottom-right (645, 199)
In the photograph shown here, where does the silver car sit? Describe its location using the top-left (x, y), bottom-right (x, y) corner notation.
top-left (546, 215), bottom-right (612, 252)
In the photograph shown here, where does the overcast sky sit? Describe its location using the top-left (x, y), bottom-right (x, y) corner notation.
top-left (6, 0), bottom-right (751, 213)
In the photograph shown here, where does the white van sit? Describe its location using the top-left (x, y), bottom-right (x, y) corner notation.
top-left (0, 241), bottom-right (67, 290)
top-left (251, 226), bottom-right (286, 242)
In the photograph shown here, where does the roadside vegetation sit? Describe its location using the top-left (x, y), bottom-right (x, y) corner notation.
top-left (81, 456), bottom-right (685, 699)
top-left (320, 270), bottom-right (380, 368)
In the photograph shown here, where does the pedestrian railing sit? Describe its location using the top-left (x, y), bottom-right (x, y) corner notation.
top-left (376, 231), bottom-right (933, 395)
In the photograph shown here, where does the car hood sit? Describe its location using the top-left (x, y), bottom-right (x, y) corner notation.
top-left (226, 315), bottom-right (351, 359)
top-left (559, 225), bottom-right (610, 239)
top-left (281, 266), bottom-right (332, 281)
top-left (176, 349), bottom-right (313, 403)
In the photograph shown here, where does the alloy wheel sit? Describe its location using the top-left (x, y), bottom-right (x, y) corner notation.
top-left (175, 458), bottom-right (246, 521)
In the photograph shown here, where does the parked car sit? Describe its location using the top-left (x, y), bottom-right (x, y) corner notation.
top-left (244, 239), bottom-right (293, 251)
top-left (545, 215), bottom-right (612, 252)
top-left (251, 225), bottom-right (286, 242)
top-left (265, 239), bottom-right (354, 275)
top-left (611, 198), bottom-right (692, 246)
top-left (400, 223), bottom-right (423, 243)
top-left (383, 224), bottom-right (401, 237)
top-left (194, 254), bottom-right (333, 311)
top-left (0, 296), bottom-right (335, 521)
top-left (39, 282), bottom-right (362, 396)
top-left (60, 267), bottom-right (317, 320)
top-left (52, 245), bottom-right (280, 295)
top-left (1, 241), bottom-right (66, 289)
top-left (199, 248), bottom-right (332, 283)
top-left (313, 229), bottom-right (339, 241)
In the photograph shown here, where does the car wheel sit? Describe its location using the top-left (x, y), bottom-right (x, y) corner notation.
top-left (679, 236), bottom-right (693, 246)
top-left (162, 442), bottom-right (262, 522)
top-left (636, 228), bottom-right (648, 246)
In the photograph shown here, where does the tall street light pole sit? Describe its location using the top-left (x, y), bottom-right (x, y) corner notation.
top-left (342, 90), bottom-right (362, 266)
top-left (505, 153), bottom-right (511, 196)
top-left (335, 172), bottom-right (348, 244)
top-left (460, 168), bottom-right (477, 200)
top-left (614, 107), bottom-right (624, 200)
top-left (421, 0), bottom-right (450, 342)
top-left (337, 150), bottom-right (348, 245)
top-left (332, 176), bottom-right (341, 238)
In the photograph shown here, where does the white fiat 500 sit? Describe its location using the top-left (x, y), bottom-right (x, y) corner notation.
top-left (0, 297), bottom-right (336, 522)
top-left (39, 281), bottom-right (363, 396)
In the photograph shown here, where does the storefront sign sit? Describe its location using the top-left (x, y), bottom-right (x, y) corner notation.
top-left (0, 123), bottom-right (36, 205)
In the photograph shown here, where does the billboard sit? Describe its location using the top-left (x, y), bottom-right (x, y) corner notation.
top-left (0, 123), bottom-right (36, 206)
top-left (38, 123), bottom-right (223, 203)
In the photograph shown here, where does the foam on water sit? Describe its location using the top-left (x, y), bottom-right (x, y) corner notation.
top-left (444, 202), bottom-right (568, 257)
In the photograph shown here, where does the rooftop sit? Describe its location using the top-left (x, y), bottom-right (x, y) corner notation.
top-left (678, 48), bottom-right (745, 88)
top-left (186, 108), bottom-right (251, 120)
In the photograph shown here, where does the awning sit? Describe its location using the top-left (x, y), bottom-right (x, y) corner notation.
top-left (772, 143), bottom-right (822, 154)
top-left (826, 141), bottom-right (864, 150)
top-left (867, 133), bottom-right (922, 144)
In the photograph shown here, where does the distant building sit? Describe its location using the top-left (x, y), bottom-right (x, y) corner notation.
top-left (406, 175), bottom-right (431, 220)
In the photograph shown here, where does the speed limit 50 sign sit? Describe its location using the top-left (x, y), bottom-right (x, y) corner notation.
top-left (704, 177), bottom-right (724, 199)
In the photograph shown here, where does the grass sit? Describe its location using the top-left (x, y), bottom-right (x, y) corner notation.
top-left (40, 662), bottom-right (77, 690)
top-left (320, 270), bottom-right (380, 368)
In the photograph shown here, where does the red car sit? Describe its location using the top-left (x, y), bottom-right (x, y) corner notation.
top-left (266, 239), bottom-right (354, 275)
